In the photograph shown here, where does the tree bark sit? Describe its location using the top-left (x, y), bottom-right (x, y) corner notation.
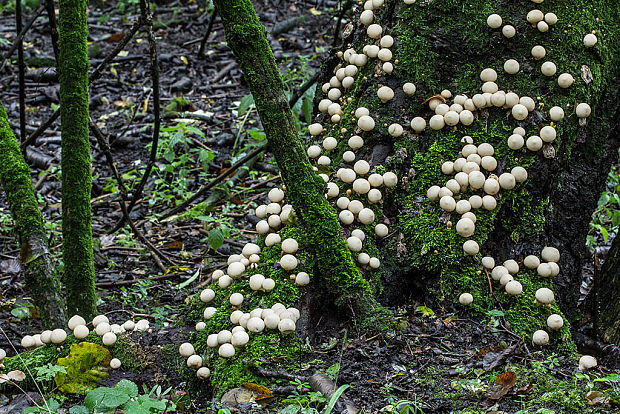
top-left (212, 0), bottom-right (383, 317)
top-left (0, 103), bottom-right (66, 328)
top-left (58, 0), bottom-right (97, 320)
top-left (599, 234), bottom-right (620, 345)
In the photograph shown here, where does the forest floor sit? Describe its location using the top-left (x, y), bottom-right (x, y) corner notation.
top-left (0, 0), bottom-right (619, 413)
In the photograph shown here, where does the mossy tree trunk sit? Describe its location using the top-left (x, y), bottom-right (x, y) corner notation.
top-left (0, 103), bottom-right (66, 328)
top-left (211, 0), bottom-right (384, 318)
top-left (599, 233), bottom-right (620, 345)
top-left (306, 0), bottom-right (619, 344)
top-left (58, 0), bottom-right (97, 320)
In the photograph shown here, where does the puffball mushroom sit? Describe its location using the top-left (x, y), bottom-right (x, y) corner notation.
top-left (348, 135), bottom-right (364, 150)
top-left (576, 103), bottom-right (591, 118)
top-left (352, 229), bottom-right (366, 241)
top-left (367, 23), bottom-right (383, 39)
top-left (229, 293), bottom-right (244, 307)
top-left (278, 319), bottom-right (296, 334)
top-left (410, 117), bottom-right (426, 132)
top-left (110, 359), bottom-right (122, 369)
top-left (378, 86), bottom-right (394, 102)
top-left (358, 208), bottom-right (376, 225)
top-left (455, 200), bottom-right (472, 214)
top-left (358, 115), bottom-right (375, 131)
top-left (527, 9), bottom-right (544, 24)
top-left (483, 178), bottom-right (500, 195)
top-left (200, 289), bottom-right (215, 303)
top-left (307, 145), bottom-right (321, 159)
top-left (507, 134), bottom-right (524, 150)
top-left (354, 160), bottom-right (370, 175)
top-left (388, 123), bottom-right (404, 137)
top-left (584, 33), bottom-right (598, 48)
top-left (368, 188), bottom-right (382, 203)
top-left (74, 325), bottom-right (89, 339)
top-left (532, 330), bottom-right (550, 346)
top-left (339, 210), bottom-right (355, 225)
top-left (463, 240), bottom-right (479, 256)
top-left (203, 307), bottom-right (217, 320)
top-left (359, 9), bottom-right (374, 25)
top-left (524, 255), bottom-right (541, 269)
top-left (482, 256), bottom-right (495, 269)
top-left (68, 315), bottom-right (86, 331)
top-left (541, 246), bottom-right (560, 262)
top-left (499, 273), bottom-right (514, 286)
top-left (347, 236), bottom-right (363, 252)
top-left (219, 343), bottom-right (236, 358)
top-left (196, 322), bottom-right (206, 331)
top-left (280, 254), bottom-right (298, 271)
top-left (295, 272), bottom-right (310, 286)
top-left (558, 73), bottom-right (575, 88)
top-left (377, 48), bottom-right (393, 62)
top-left (505, 280), bottom-right (523, 296)
top-left (511, 167), bottom-right (528, 183)
top-left (383, 172), bottom-right (398, 187)
top-left (247, 317), bottom-right (265, 333)
top-left (179, 342), bottom-right (195, 357)
top-left (343, 151), bottom-right (356, 163)
top-left (512, 104), bottom-right (528, 121)
top-left (491, 266), bottom-right (509, 281)
top-left (282, 238), bottom-right (299, 254)
top-left (504, 260), bottom-right (519, 275)
top-left (375, 223), bottom-right (389, 237)
top-left (456, 218), bottom-right (475, 237)
top-left (537, 263), bottom-right (553, 277)
top-left (92, 315), bottom-right (109, 328)
top-left (231, 331), bottom-right (250, 347)
top-left (459, 293), bottom-right (474, 306)
top-left (308, 123), bottom-right (323, 136)
top-left (486, 14), bottom-right (502, 29)
top-left (460, 110), bottom-right (474, 125)
top-left (21, 335), bottom-right (35, 349)
top-left (103, 332), bottom-right (117, 346)
top-left (504, 59), bottom-right (520, 74)
top-left (429, 114), bottom-right (445, 130)
top-left (526, 135), bottom-right (543, 151)
top-left (40, 330), bottom-right (52, 344)
top-left (579, 355), bottom-right (598, 371)
top-left (197, 367), bottom-right (211, 379)
top-left (537, 21), bottom-right (549, 32)
top-left (549, 106), bottom-right (565, 121)
top-left (440, 196), bottom-right (456, 212)
top-left (535, 288), bottom-right (555, 305)
top-left (265, 233), bottom-right (282, 247)
top-left (95, 322), bottom-right (111, 336)
top-left (218, 274), bottom-right (233, 289)
top-left (498, 173), bottom-right (516, 190)
top-left (541, 61), bottom-right (557, 76)
top-left (135, 319), bottom-right (149, 331)
top-left (403, 82), bottom-right (416, 96)
top-left (547, 314), bottom-right (564, 331)
top-left (480, 68), bottom-right (498, 82)
top-left (482, 195), bottom-right (497, 210)
top-left (531, 45), bottom-right (546, 60)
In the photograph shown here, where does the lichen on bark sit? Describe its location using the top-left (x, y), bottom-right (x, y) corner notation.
top-left (58, 0), bottom-right (97, 319)
top-left (0, 102), bottom-right (66, 328)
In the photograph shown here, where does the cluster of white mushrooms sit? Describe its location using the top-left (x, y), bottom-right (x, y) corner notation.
top-left (0, 313), bottom-right (151, 376)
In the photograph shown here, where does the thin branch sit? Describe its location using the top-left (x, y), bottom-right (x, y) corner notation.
top-left (0, 5), bottom-right (45, 72)
top-left (198, 6), bottom-right (218, 57)
top-left (288, 72), bottom-right (319, 108)
top-left (16, 0), bottom-right (27, 142)
top-left (44, 0), bottom-right (60, 61)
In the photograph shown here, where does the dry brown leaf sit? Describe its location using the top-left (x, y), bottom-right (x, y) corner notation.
top-left (586, 390), bottom-right (608, 405)
top-left (106, 33), bottom-right (126, 42)
top-left (489, 371), bottom-right (517, 400)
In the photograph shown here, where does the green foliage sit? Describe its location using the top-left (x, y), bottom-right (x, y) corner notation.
top-left (54, 343), bottom-right (111, 394)
top-left (587, 151), bottom-right (620, 250)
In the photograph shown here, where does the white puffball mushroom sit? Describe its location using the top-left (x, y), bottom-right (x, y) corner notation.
top-left (444, 111), bottom-right (460, 126)
top-left (367, 24), bottom-right (383, 39)
top-left (247, 317), bottom-right (265, 333)
top-left (498, 173), bottom-right (516, 190)
top-left (368, 188), bottom-right (382, 203)
top-left (513, 127), bottom-right (526, 136)
top-left (378, 86), bottom-right (394, 103)
top-left (308, 123), bottom-right (323, 136)
top-left (21, 335), bottom-right (35, 349)
top-left (352, 229), bottom-right (366, 241)
top-left (378, 48), bottom-right (393, 62)
top-left (375, 223), bottom-right (389, 237)
top-left (369, 257), bottom-right (381, 269)
top-left (537, 21), bottom-right (549, 32)
top-left (549, 106), bottom-right (565, 121)
top-left (231, 331), bottom-right (250, 347)
top-left (92, 315), bottom-right (109, 328)
top-left (403, 83), bottom-right (416, 96)
top-left (229, 292), bottom-right (244, 307)
top-left (282, 238), bottom-right (299, 254)
top-left (524, 255), bottom-right (541, 269)
top-left (532, 330), bottom-right (550, 346)
top-left (280, 254), bottom-right (298, 271)
top-left (463, 240), bottom-right (479, 256)
top-left (278, 319), bottom-right (296, 334)
top-left (440, 196), bottom-right (456, 212)
top-left (110, 358), bottom-right (122, 369)
top-left (508, 134), bottom-right (525, 150)
top-left (526, 135), bottom-right (543, 151)
top-left (358, 208), bottom-right (376, 225)
top-left (295, 272), bottom-right (310, 286)
top-left (68, 315), bottom-right (87, 331)
top-left (456, 218), bottom-right (475, 237)
top-left (512, 104), bottom-right (528, 121)
top-left (358, 115), bottom-right (375, 131)
top-left (348, 135), bottom-right (364, 150)
top-left (482, 195), bottom-right (497, 210)
top-left (491, 266), bottom-right (509, 281)
top-left (217, 330), bottom-right (233, 344)
top-left (482, 256), bottom-right (495, 269)
top-left (102, 332), bottom-right (117, 347)
top-left (558, 73), bottom-right (575, 88)
top-left (576, 103), bottom-right (592, 118)
top-left (531, 45), bottom-right (546, 59)
top-left (540, 126), bottom-right (556, 143)
top-left (339, 210), bottom-right (355, 225)
top-left (583, 33), bottom-right (598, 48)
top-left (547, 314), bottom-right (564, 331)
top-left (441, 162), bottom-right (454, 175)
top-left (538, 263), bottom-right (553, 277)
top-left (265, 233), bottom-right (282, 247)
top-left (40, 330), bottom-right (52, 344)
top-left (505, 280), bottom-right (523, 296)
top-left (347, 236), bottom-right (363, 252)
top-left (480, 68), bottom-right (498, 82)
top-left (579, 355), bottom-right (598, 371)
top-left (535, 288), bottom-right (555, 305)
top-left (410, 117), bottom-right (426, 132)
top-left (460, 110), bottom-right (474, 126)
top-left (200, 289), bottom-right (215, 303)
top-left (317, 156), bottom-right (331, 167)
top-left (383, 172), bottom-right (398, 187)
top-left (487, 14), bottom-right (502, 29)
top-left (354, 160), bottom-right (370, 175)
top-left (504, 259), bottom-right (519, 275)
top-left (197, 367), bottom-right (211, 379)
top-left (527, 9), bottom-right (544, 24)
top-left (73, 325), bottom-right (89, 339)
top-left (459, 293), bottom-right (474, 306)
top-left (541, 61), bottom-right (557, 76)
top-left (323, 136), bottom-right (338, 151)
top-left (353, 178), bottom-right (371, 194)
top-left (504, 59), bottom-right (520, 74)
top-left (219, 343), bottom-right (236, 358)
top-left (343, 151), bottom-right (356, 163)
top-left (256, 220), bottom-right (270, 234)
top-left (360, 9), bottom-right (374, 25)
top-left (95, 322), bottom-right (111, 336)
top-left (207, 334), bottom-right (219, 348)
top-left (179, 342), bottom-right (195, 357)
top-left (388, 123), bottom-right (404, 137)
top-left (249, 273), bottom-right (265, 291)
top-left (499, 273), bottom-right (514, 286)
top-left (218, 274), bottom-right (233, 289)
top-left (542, 246), bottom-right (560, 262)
top-left (429, 114), bottom-right (445, 130)
top-left (307, 145), bottom-right (322, 159)
top-left (545, 12), bottom-right (558, 24)
top-left (348, 200), bottom-right (364, 214)
top-left (203, 307), bottom-right (217, 320)
top-left (135, 319), bottom-right (149, 331)
top-left (196, 322), bottom-right (206, 331)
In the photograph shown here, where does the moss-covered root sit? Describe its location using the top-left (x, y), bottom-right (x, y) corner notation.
top-left (58, 0), bottom-right (96, 320)
top-left (0, 103), bottom-right (66, 328)
top-left (212, 0), bottom-right (383, 319)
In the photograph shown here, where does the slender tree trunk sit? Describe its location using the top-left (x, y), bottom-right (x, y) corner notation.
top-left (0, 103), bottom-right (66, 328)
top-left (599, 234), bottom-right (620, 345)
top-left (212, 0), bottom-right (383, 317)
top-left (58, 0), bottom-right (97, 320)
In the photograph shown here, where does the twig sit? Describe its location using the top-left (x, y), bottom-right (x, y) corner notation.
top-left (44, 0), bottom-right (60, 61)
top-left (107, 2), bottom-right (161, 234)
top-left (212, 61), bottom-right (236, 83)
top-left (198, 7), bottom-right (218, 57)
top-left (159, 143), bottom-right (267, 219)
top-left (288, 72), bottom-right (319, 108)
top-left (16, 0), bottom-right (27, 143)
top-left (0, 5), bottom-right (45, 72)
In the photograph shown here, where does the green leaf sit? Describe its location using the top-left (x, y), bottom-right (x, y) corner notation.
top-left (114, 379), bottom-right (139, 398)
top-left (612, 210), bottom-right (620, 227)
top-left (23, 398), bottom-right (60, 414)
top-left (85, 387), bottom-right (130, 412)
top-left (208, 227), bottom-right (226, 251)
top-left (177, 269), bottom-right (200, 289)
top-left (598, 193), bottom-right (610, 207)
top-left (324, 384), bottom-right (350, 414)
top-left (238, 94), bottom-right (255, 117)
top-left (122, 394), bottom-right (167, 413)
top-left (248, 128), bottom-right (266, 142)
top-left (68, 406), bottom-right (89, 414)
top-left (55, 343), bottom-right (112, 394)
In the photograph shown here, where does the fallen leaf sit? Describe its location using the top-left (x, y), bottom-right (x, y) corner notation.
top-left (581, 65), bottom-right (593, 85)
top-left (106, 33), bottom-right (125, 42)
top-left (586, 390), bottom-right (608, 405)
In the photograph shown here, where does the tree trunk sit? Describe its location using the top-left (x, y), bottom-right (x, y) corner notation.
top-left (599, 234), bottom-right (620, 345)
top-left (212, 0), bottom-right (384, 318)
top-left (58, 0), bottom-right (97, 320)
top-left (0, 103), bottom-right (66, 328)
top-left (307, 0), bottom-right (620, 343)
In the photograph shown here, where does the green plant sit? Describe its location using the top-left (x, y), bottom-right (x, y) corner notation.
top-left (587, 150), bottom-right (620, 251)
top-left (280, 378), bottom-right (327, 414)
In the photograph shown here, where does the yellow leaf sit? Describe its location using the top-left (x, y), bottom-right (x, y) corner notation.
top-left (180, 56), bottom-right (189, 65)
top-left (309, 7), bottom-right (321, 15)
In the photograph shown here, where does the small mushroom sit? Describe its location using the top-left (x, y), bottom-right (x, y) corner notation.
top-left (358, 115), bottom-right (375, 131)
top-left (557, 73), bottom-right (575, 88)
top-left (103, 332), bottom-right (117, 347)
top-left (486, 14), bottom-right (502, 29)
top-left (531, 45), bottom-right (546, 60)
top-left (505, 280), bottom-right (523, 296)
top-left (51, 329), bottom-right (67, 345)
top-left (179, 342), bottom-right (195, 357)
top-left (74, 325), bottom-right (89, 339)
top-left (532, 330), bottom-right (549, 346)
top-left (219, 343), bottom-right (236, 358)
top-left (481, 256), bottom-right (495, 269)
top-left (547, 314), bottom-right (564, 331)
top-left (462, 240), bottom-right (479, 256)
top-left (583, 33), bottom-right (598, 48)
top-left (578, 355), bottom-right (597, 371)
top-left (378, 86), bottom-right (394, 103)
top-left (541, 246), bottom-right (560, 262)
top-left (197, 367), bottom-right (211, 379)
top-left (403, 83), bottom-right (416, 96)
top-left (110, 358), bottom-right (121, 369)
top-left (534, 287), bottom-right (555, 306)
top-left (459, 293), bottom-right (474, 306)
top-left (524, 255), bottom-right (540, 269)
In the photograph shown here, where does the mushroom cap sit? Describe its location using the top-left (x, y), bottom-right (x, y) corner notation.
top-left (535, 287), bottom-right (555, 304)
top-left (375, 223), bottom-right (389, 237)
top-left (280, 254), bottom-right (298, 271)
top-left (527, 9), bottom-right (544, 24)
top-left (278, 318), bottom-right (296, 334)
top-left (481, 256), bottom-right (495, 269)
top-left (469, 195), bottom-right (483, 209)
top-left (68, 315), bottom-right (87, 331)
top-left (358, 208), bottom-right (376, 225)
top-left (583, 33), bottom-right (598, 48)
top-left (339, 210), bottom-right (355, 225)
top-left (459, 293), bottom-right (474, 305)
top-left (507, 134), bottom-right (524, 150)
top-left (353, 178), bottom-right (370, 194)
top-left (367, 23), bottom-right (383, 39)
top-left (92, 315), bottom-right (109, 328)
top-left (468, 171), bottom-right (486, 189)
top-left (343, 151), bottom-right (356, 162)
top-left (265, 233), bottom-right (282, 247)
top-left (109, 358), bottom-right (121, 369)
top-left (498, 173), bottom-right (516, 190)
top-left (308, 123), bottom-right (323, 136)
top-left (429, 114), bottom-right (445, 130)
top-left (540, 126), bottom-right (557, 143)
top-left (359, 9), bottom-right (374, 25)
top-left (347, 236), bottom-right (363, 252)
top-left (511, 167), bottom-right (528, 183)
top-left (532, 330), bottom-right (550, 346)
top-left (502, 25), bottom-right (516, 38)
top-left (207, 334), bottom-right (219, 348)
top-left (369, 257), bottom-right (381, 269)
top-left (203, 307), bottom-right (217, 320)
top-left (197, 367), bottom-right (211, 379)
top-left (40, 330), bottom-right (52, 344)
top-left (531, 45), bottom-right (546, 59)
top-left (268, 188), bottom-right (285, 203)
top-left (282, 238), bottom-right (299, 254)
top-left (576, 103), bottom-right (592, 118)
top-left (383, 172), bottom-right (398, 187)
top-left (499, 273), bottom-right (514, 286)
top-left (227, 262), bottom-right (246, 278)
top-left (295, 272), bottom-right (310, 286)
top-left (558, 73), bottom-right (575, 88)
top-left (483, 178), bottom-right (500, 195)
top-left (512, 104), bottom-right (529, 121)
top-left (504, 59), bottom-right (520, 74)
top-left (524, 255), bottom-right (541, 269)
top-left (547, 314), bottom-right (564, 331)
top-left (455, 200), bottom-right (472, 215)
top-left (357, 115), bottom-right (375, 131)
top-left (541, 246), bottom-right (560, 262)
top-left (368, 188), bottom-right (382, 203)
top-left (456, 218), bottom-right (475, 237)
top-left (463, 240), bottom-right (480, 256)
top-left (388, 123), bottom-right (404, 137)
top-left (486, 14), bottom-right (502, 29)
top-left (491, 266), bottom-right (509, 281)
top-left (549, 106), bottom-right (565, 121)
top-left (218, 274), bottom-right (233, 289)
top-left (74, 325), bottom-right (90, 339)
top-left (247, 317), bottom-right (265, 333)
top-left (578, 355), bottom-right (597, 371)
top-left (102, 332), bottom-right (117, 347)
top-left (503, 259), bottom-right (519, 275)
top-left (541, 61), bottom-right (557, 76)
top-left (200, 288), bottom-right (216, 303)
top-left (229, 292), bottom-right (244, 306)
top-left (403, 83), bottom-right (416, 96)
top-left (195, 322), bottom-right (206, 331)
top-left (411, 117), bottom-right (427, 132)
top-left (21, 335), bottom-right (35, 349)
top-left (51, 329), bottom-right (67, 344)
top-left (439, 196), bottom-right (456, 212)
top-left (217, 330), bottom-right (233, 344)
top-left (377, 86), bottom-right (395, 102)
top-left (179, 342), bottom-right (195, 357)
top-left (219, 343), bottom-right (236, 358)
top-left (354, 160), bottom-right (370, 175)
top-left (505, 280), bottom-right (523, 296)
top-left (231, 331), bottom-right (250, 347)
top-left (526, 135), bottom-right (543, 151)
top-left (482, 195), bottom-right (497, 210)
